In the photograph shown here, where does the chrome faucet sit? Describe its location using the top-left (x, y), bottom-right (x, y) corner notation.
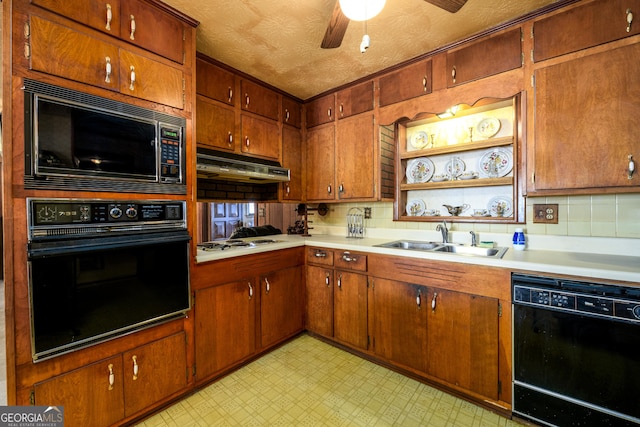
top-left (470, 231), bottom-right (477, 247)
top-left (436, 221), bottom-right (449, 244)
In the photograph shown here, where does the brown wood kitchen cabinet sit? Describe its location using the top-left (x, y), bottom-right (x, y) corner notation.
top-left (280, 125), bottom-right (304, 201)
top-left (31, 0), bottom-right (186, 64)
top-left (379, 59), bottom-right (433, 107)
top-left (282, 96), bottom-right (302, 128)
top-left (240, 114), bottom-right (281, 161)
top-left (260, 266), bottom-right (304, 349)
top-left (306, 93), bottom-right (336, 128)
top-left (196, 57), bottom-right (235, 105)
top-left (306, 247), bottom-right (335, 337)
top-left (34, 333), bottom-right (188, 427)
top-left (529, 3), bottom-right (640, 193)
top-left (26, 14), bottom-right (185, 109)
top-left (196, 95), bottom-right (236, 152)
top-left (306, 123), bottom-right (336, 201)
top-left (446, 27), bottom-right (522, 87)
top-left (336, 81), bottom-right (374, 119)
top-left (241, 79), bottom-right (280, 121)
top-left (335, 112), bottom-right (376, 200)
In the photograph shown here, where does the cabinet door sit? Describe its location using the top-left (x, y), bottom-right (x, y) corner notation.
top-left (373, 279), bottom-right (428, 372)
top-left (427, 289), bottom-right (499, 400)
top-left (195, 280), bottom-right (256, 379)
top-left (336, 112), bottom-right (375, 200)
top-left (196, 96), bottom-right (236, 152)
top-left (337, 81), bottom-right (374, 119)
top-left (306, 93), bottom-right (335, 128)
top-left (31, 0), bottom-right (122, 38)
top-left (123, 332), bottom-right (187, 416)
top-left (379, 59), bottom-right (432, 107)
top-left (282, 96), bottom-right (302, 128)
top-left (306, 123), bottom-right (336, 201)
top-left (306, 265), bottom-right (334, 337)
top-left (532, 42), bottom-right (640, 191)
top-left (334, 271), bottom-right (368, 350)
top-left (534, 0), bottom-right (640, 62)
top-left (241, 80), bottom-right (280, 121)
top-left (118, 49), bottom-right (184, 109)
top-left (29, 15), bottom-right (120, 91)
top-left (120, 0), bottom-right (185, 64)
top-left (196, 58), bottom-right (235, 105)
top-left (447, 27), bottom-right (522, 87)
top-left (34, 356), bottom-right (124, 427)
top-left (260, 266), bottom-right (304, 348)
top-left (240, 114), bottom-right (281, 161)
top-left (281, 126), bottom-right (303, 201)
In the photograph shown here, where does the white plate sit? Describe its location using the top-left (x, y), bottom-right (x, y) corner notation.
top-left (410, 131), bottom-right (429, 149)
top-left (487, 196), bottom-right (513, 217)
top-left (405, 157), bottom-right (435, 183)
top-left (445, 157), bottom-right (465, 178)
top-left (478, 148), bottom-right (513, 178)
top-left (406, 199), bottom-right (426, 216)
top-left (477, 117), bottom-right (501, 138)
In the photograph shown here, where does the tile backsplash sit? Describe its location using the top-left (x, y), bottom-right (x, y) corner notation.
top-left (311, 194), bottom-right (640, 239)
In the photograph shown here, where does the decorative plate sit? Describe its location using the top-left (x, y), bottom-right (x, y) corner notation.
top-left (405, 157), bottom-right (435, 183)
top-left (487, 196), bottom-right (513, 217)
top-left (406, 199), bottom-right (426, 216)
top-left (477, 117), bottom-right (501, 138)
top-left (445, 157), bottom-right (465, 178)
top-left (410, 131), bottom-right (429, 149)
top-left (478, 148), bottom-right (513, 178)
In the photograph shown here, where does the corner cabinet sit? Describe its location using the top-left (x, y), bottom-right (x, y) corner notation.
top-left (395, 96), bottom-right (524, 222)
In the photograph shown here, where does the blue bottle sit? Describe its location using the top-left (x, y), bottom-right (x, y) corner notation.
top-left (513, 228), bottom-right (526, 251)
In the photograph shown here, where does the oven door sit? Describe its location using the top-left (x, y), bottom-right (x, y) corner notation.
top-left (28, 230), bottom-right (191, 361)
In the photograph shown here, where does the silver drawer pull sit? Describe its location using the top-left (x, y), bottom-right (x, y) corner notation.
top-left (342, 251), bottom-right (357, 262)
top-left (314, 251), bottom-right (327, 258)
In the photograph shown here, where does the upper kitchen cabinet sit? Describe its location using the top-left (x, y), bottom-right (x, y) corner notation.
top-left (240, 114), bottom-right (281, 161)
top-left (196, 95), bottom-right (236, 152)
top-left (306, 93), bottom-right (336, 128)
top-left (31, 0), bottom-right (187, 64)
top-left (446, 27), bottom-right (522, 87)
top-left (196, 58), bottom-right (235, 105)
top-left (282, 96), bottom-right (302, 128)
top-left (26, 14), bottom-right (185, 109)
top-left (533, 0), bottom-right (640, 62)
top-left (530, 41), bottom-right (640, 193)
top-left (306, 123), bottom-right (336, 201)
top-left (335, 112), bottom-right (376, 200)
top-left (241, 80), bottom-right (280, 121)
top-left (336, 81), bottom-right (374, 119)
top-left (280, 126), bottom-right (304, 201)
top-left (379, 59), bottom-right (432, 107)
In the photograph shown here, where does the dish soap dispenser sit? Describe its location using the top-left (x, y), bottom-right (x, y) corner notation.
top-left (513, 228), bottom-right (526, 251)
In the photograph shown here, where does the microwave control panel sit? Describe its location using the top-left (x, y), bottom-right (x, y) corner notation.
top-left (159, 126), bottom-right (183, 183)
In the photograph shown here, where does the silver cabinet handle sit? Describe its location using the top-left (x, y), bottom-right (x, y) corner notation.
top-left (248, 282), bottom-right (253, 299)
top-left (342, 251), bottom-right (357, 262)
top-left (628, 154), bottom-right (636, 179)
top-left (105, 57), bottom-right (112, 83)
top-left (627, 8), bottom-right (634, 32)
top-left (105, 4), bottom-right (112, 31)
top-left (228, 87), bottom-right (233, 103)
top-left (327, 108), bottom-right (332, 118)
top-left (451, 65), bottom-right (457, 84)
top-left (227, 132), bottom-right (233, 146)
top-left (265, 277), bottom-right (270, 294)
top-left (431, 292), bottom-right (438, 311)
top-left (314, 251), bottom-right (327, 258)
top-left (337, 274), bottom-right (342, 290)
top-left (108, 364), bottom-right (115, 391)
top-left (245, 93), bottom-right (250, 108)
top-left (132, 355), bottom-right (139, 380)
top-left (327, 184), bottom-right (332, 194)
top-left (129, 14), bottom-right (136, 40)
top-left (416, 290), bottom-right (422, 309)
top-left (285, 109), bottom-right (290, 122)
top-left (245, 136), bottom-right (250, 148)
top-left (325, 272), bottom-right (330, 287)
top-left (129, 65), bottom-right (136, 91)
top-left (422, 76), bottom-right (428, 92)
top-left (285, 183), bottom-right (290, 195)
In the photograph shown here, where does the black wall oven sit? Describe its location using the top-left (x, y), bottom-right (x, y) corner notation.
top-left (513, 273), bottom-right (640, 426)
top-left (23, 79), bottom-right (186, 194)
top-left (27, 198), bottom-right (191, 361)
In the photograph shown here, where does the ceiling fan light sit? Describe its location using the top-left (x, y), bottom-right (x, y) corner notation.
top-left (339, 0), bottom-right (386, 21)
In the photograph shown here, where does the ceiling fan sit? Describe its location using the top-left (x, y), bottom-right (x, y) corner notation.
top-left (321, 0), bottom-right (469, 49)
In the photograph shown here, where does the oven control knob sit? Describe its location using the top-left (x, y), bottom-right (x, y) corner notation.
top-left (109, 206), bottom-right (123, 219)
top-left (125, 206), bottom-right (138, 219)
top-left (633, 305), bottom-right (640, 320)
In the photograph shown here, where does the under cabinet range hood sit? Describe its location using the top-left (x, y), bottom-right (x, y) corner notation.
top-left (196, 148), bottom-right (290, 183)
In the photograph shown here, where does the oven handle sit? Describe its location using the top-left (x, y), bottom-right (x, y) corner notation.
top-left (28, 230), bottom-right (191, 259)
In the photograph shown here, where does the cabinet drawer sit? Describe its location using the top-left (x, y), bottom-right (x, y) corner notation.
top-left (335, 251), bottom-right (367, 272)
top-left (307, 247), bottom-right (334, 266)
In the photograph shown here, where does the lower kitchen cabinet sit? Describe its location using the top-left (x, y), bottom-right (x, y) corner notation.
top-left (427, 288), bottom-right (500, 400)
top-left (371, 278), bottom-right (428, 373)
top-left (260, 266), bottom-right (304, 349)
top-left (334, 270), bottom-right (368, 350)
top-left (195, 280), bottom-right (257, 379)
top-left (306, 264), bottom-right (334, 337)
top-left (33, 333), bottom-right (187, 427)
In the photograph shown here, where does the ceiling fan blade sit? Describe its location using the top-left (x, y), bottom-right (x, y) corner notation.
top-left (424, 0), bottom-right (468, 13)
top-left (321, 1), bottom-right (350, 49)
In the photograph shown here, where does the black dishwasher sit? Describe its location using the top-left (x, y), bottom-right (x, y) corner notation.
top-left (512, 273), bottom-right (640, 427)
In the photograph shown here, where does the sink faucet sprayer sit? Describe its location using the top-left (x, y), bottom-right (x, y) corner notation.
top-left (436, 221), bottom-right (449, 244)
top-left (470, 231), bottom-right (477, 247)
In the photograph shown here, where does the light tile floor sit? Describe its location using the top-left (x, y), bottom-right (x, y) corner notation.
top-left (137, 334), bottom-right (523, 427)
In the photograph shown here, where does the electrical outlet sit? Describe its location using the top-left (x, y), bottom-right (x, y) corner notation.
top-left (364, 207), bottom-right (372, 219)
top-left (533, 204), bottom-right (558, 224)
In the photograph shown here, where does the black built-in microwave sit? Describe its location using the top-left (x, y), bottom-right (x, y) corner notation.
top-left (23, 79), bottom-right (186, 194)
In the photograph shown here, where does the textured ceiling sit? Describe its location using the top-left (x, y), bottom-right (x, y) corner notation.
top-left (161, 0), bottom-right (561, 100)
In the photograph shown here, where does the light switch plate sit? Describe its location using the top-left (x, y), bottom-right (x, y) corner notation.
top-left (533, 204), bottom-right (558, 224)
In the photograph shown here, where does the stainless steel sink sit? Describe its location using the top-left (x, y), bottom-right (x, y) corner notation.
top-left (375, 240), bottom-right (508, 258)
top-left (433, 244), bottom-right (508, 258)
top-left (375, 240), bottom-right (442, 250)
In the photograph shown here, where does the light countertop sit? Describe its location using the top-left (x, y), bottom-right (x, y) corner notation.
top-left (196, 232), bottom-right (640, 284)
